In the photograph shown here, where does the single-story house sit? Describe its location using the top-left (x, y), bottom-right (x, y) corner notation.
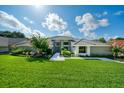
top-left (0, 36), bottom-right (28, 53)
top-left (49, 36), bottom-right (112, 56)
top-left (0, 36), bottom-right (9, 53)
top-left (0, 36), bottom-right (112, 56)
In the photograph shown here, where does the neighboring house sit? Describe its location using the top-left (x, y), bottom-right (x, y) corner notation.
top-left (0, 37), bottom-right (9, 53)
top-left (14, 40), bottom-right (32, 47)
top-left (111, 40), bottom-right (124, 57)
top-left (0, 36), bottom-right (29, 53)
top-left (0, 36), bottom-right (112, 56)
top-left (111, 40), bottom-right (124, 47)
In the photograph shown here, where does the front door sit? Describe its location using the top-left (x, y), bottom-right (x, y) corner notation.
top-left (55, 42), bottom-right (61, 52)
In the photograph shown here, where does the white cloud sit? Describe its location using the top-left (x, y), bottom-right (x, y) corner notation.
top-left (23, 16), bottom-right (34, 24)
top-left (98, 19), bottom-right (109, 27)
top-left (95, 13), bottom-right (102, 18)
top-left (103, 11), bottom-right (108, 16)
top-left (0, 11), bottom-right (45, 38)
top-left (58, 31), bottom-right (74, 37)
top-left (102, 34), bottom-right (110, 41)
top-left (30, 21), bottom-right (33, 24)
top-left (42, 13), bottom-right (67, 33)
top-left (32, 29), bottom-right (46, 37)
top-left (0, 11), bottom-right (31, 35)
top-left (95, 11), bottom-right (108, 18)
top-left (114, 11), bottom-right (124, 15)
top-left (113, 36), bottom-right (119, 39)
top-left (75, 13), bottom-right (109, 39)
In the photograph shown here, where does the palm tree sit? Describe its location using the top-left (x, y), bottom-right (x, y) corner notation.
top-left (31, 34), bottom-right (49, 56)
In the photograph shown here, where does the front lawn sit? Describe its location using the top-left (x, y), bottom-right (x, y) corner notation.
top-left (0, 55), bottom-right (124, 88)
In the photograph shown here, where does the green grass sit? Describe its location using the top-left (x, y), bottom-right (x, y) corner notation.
top-left (0, 55), bottom-right (124, 88)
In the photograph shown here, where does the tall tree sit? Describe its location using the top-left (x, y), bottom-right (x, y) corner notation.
top-left (0, 31), bottom-right (25, 38)
top-left (99, 37), bottom-right (106, 43)
top-left (115, 37), bottom-right (124, 40)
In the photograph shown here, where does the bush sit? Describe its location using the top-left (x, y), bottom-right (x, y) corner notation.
top-left (46, 48), bottom-right (53, 55)
top-left (10, 48), bottom-right (32, 56)
top-left (61, 48), bottom-right (71, 57)
top-left (10, 48), bottom-right (24, 55)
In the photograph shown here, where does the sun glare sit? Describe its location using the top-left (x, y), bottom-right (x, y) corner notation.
top-left (34, 5), bottom-right (44, 9)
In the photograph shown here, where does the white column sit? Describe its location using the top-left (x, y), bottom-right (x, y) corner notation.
top-left (87, 46), bottom-right (90, 56)
top-left (61, 40), bottom-right (63, 49)
top-left (74, 46), bottom-right (79, 56)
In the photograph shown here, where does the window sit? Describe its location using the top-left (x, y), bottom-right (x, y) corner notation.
top-left (79, 46), bottom-right (86, 53)
top-left (63, 42), bottom-right (69, 45)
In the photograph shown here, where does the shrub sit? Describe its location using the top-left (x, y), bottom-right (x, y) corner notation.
top-left (10, 48), bottom-right (32, 56)
top-left (46, 48), bottom-right (53, 55)
top-left (10, 48), bottom-right (24, 55)
top-left (112, 47), bottom-right (121, 58)
top-left (61, 48), bottom-right (71, 57)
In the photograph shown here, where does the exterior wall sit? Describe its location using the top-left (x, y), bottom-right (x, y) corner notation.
top-left (0, 37), bottom-right (8, 46)
top-left (0, 47), bottom-right (9, 53)
top-left (74, 46), bottom-right (79, 56)
top-left (90, 46), bottom-right (112, 56)
top-left (74, 46), bottom-right (90, 56)
top-left (74, 45), bottom-right (112, 56)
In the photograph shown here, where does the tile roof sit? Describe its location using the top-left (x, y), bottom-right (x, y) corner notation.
top-left (15, 40), bottom-right (32, 47)
top-left (0, 36), bottom-right (27, 46)
top-left (8, 38), bottom-right (27, 45)
top-left (112, 40), bottom-right (124, 47)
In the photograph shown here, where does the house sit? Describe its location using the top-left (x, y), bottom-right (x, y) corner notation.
top-left (0, 36), bottom-right (29, 53)
top-left (111, 40), bottom-right (124, 48)
top-left (49, 36), bottom-right (112, 56)
top-left (0, 36), bottom-right (9, 53)
top-left (0, 36), bottom-right (112, 56)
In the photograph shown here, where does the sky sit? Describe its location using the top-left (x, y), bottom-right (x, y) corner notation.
top-left (0, 5), bottom-right (124, 40)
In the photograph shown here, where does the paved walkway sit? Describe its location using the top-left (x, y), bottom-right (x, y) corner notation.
top-left (50, 53), bottom-right (65, 61)
top-left (66, 57), bottom-right (124, 64)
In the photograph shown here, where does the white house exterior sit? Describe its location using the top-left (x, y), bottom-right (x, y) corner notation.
top-left (74, 45), bottom-right (112, 56)
top-left (49, 36), bottom-right (112, 56)
top-left (48, 36), bottom-right (76, 52)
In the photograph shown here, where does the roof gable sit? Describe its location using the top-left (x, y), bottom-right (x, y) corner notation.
top-left (74, 39), bottom-right (109, 46)
top-left (0, 36), bottom-right (27, 46)
top-left (8, 38), bottom-right (27, 45)
top-left (49, 36), bottom-right (76, 41)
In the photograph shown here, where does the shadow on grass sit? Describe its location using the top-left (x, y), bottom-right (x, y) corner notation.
top-left (26, 57), bottom-right (49, 63)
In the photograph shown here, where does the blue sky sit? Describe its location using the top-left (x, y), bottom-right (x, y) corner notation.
top-left (0, 5), bottom-right (124, 39)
